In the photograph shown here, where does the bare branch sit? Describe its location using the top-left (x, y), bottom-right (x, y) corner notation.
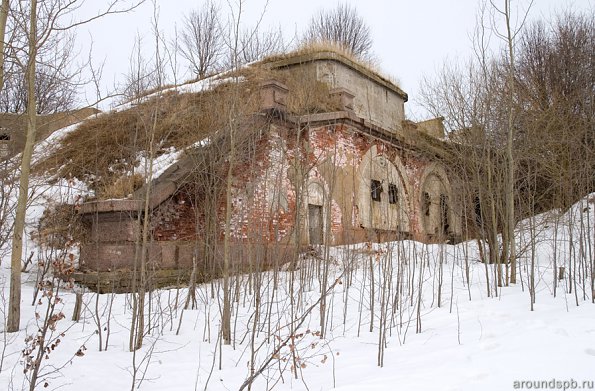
top-left (179, 1), bottom-right (223, 79)
top-left (303, 3), bottom-right (373, 59)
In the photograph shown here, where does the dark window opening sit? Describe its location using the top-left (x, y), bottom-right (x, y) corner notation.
top-left (388, 183), bottom-right (398, 204)
top-left (371, 179), bottom-right (382, 202)
top-left (0, 133), bottom-right (9, 141)
top-left (474, 196), bottom-right (483, 227)
top-left (422, 192), bottom-right (431, 216)
top-left (440, 194), bottom-right (450, 234)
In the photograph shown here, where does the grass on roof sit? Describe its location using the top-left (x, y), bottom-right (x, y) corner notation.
top-left (34, 61), bottom-right (344, 199)
top-left (259, 42), bottom-right (402, 91)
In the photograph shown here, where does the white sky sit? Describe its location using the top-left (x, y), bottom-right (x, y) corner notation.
top-left (76, 0), bottom-right (593, 119)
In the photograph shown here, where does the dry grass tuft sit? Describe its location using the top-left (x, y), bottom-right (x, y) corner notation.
top-left (97, 173), bottom-right (145, 199)
top-left (241, 65), bottom-right (343, 115)
top-left (261, 41), bottom-right (373, 68)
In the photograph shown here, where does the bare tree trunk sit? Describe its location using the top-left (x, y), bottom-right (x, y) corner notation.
top-left (503, 0), bottom-right (518, 284)
top-left (130, 4), bottom-right (164, 351)
top-left (221, 120), bottom-right (234, 345)
top-left (221, 0), bottom-right (245, 347)
top-left (8, 0), bottom-right (37, 333)
top-left (0, 0), bottom-right (9, 92)
top-left (132, 116), bottom-right (157, 350)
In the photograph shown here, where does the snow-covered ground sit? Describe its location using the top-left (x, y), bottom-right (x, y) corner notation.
top-left (0, 195), bottom-right (594, 391)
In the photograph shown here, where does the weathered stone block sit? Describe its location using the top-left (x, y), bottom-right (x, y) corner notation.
top-left (91, 219), bottom-right (140, 242)
top-left (80, 243), bottom-right (136, 271)
top-left (260, 80), bottom-right (289, 111)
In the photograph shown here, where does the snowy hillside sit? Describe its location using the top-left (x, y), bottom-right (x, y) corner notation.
top-left (0, 195), bottom-right (593, 391)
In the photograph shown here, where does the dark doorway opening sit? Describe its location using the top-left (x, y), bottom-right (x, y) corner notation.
top-left (440, 194), bottom-right (450, 234)
top-left (308, 204), bottom-right (323, 245)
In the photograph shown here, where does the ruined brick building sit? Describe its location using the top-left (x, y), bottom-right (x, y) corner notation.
top-left (74, 50), bottom-right (464, 288)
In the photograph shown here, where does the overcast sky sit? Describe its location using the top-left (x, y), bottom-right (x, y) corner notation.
top-left (77, 0), bottom-right (593, 119)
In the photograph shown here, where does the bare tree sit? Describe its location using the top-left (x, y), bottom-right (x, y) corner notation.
top-left (0, 0), bottom-right (9, 92)
top-left (514, 12), bottom-right (595, 208)
top-left (7, 0), bottom-right (145, 333)
top-left (303, 3), bottom-right (373, 59)
top-left (7, 0), bottom-right (39, 334)
top-left (421, 2), bottom-right (593, 297)
top-left (120, 34), bottom-right (159, 101)
top-left (238, 25), bottom-right (284, 64)
top-left (220, 0), bottom-right (246, 347)
top-left (496, 0), bottom-right (528, 284)
top-left (0, 2), bottom-right (80, 114)
top-left (179, 1), bottom-right (222, 79)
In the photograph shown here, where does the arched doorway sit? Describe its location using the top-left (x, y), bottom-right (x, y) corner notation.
top-left (418, 164), bottom-right (457, 238)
